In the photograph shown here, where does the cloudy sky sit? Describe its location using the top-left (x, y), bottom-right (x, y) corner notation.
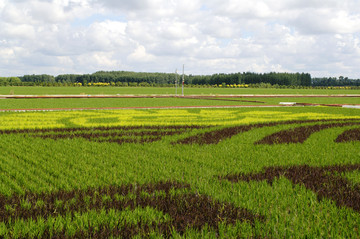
top-left (1, 0), bottom-right (360, 78)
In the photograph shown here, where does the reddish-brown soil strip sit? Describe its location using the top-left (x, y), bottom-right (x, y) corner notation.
top-left (220, 164), bottom-right (360, 214)
top-left (2, 94), bottom-right (360, 99)
top-left (256, 122), bottom-right (360, 145)
top-left (175, 118), bottom-right (360, 145)
top-left (0, 181), bottom-right (264, 238)
top-left (335, 128), bottom-right (360, 143)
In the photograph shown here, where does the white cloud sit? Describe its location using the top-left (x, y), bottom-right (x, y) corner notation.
top-left (128, 45), bottom-right (155, 62)
top-left (0, 0), bottom-right (360, 78)
top-left (1, 23), bottom-right (36, 39)
top-left (85, 20), bottom-right (128, 51)
top-left (208, 0), bottom-right (273, 19)
top-left (289, 9), bottom-right (360, 35)
top-left (77, 51), bottom-right (119, 69)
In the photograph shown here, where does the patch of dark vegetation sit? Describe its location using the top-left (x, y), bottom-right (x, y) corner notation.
top-left (0, 125), bottom-right (208, 145)
top-left (175, 118), bottom-right (360, 145)
top-left (335, 128), bottom-right (360, 143)
top-left (220, 164), bottom-right (360, 214)
top-left (0, 181), bottom-right (264, 238)
top-left (0, 125), bottom-right (207, 135)
top-left (175, 125), bottom-right (254, 145)
top-left (256, 122), bottom-right (360, 145)
top-left (2, 119), bottom-right (359, 146)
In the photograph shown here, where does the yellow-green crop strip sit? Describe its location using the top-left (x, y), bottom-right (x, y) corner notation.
top-left (0, 107), bottom-right (359, 238)
top-left (1, 107), bottom-right (360, 130)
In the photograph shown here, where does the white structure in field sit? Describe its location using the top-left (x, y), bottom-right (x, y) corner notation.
top-left (279, 102), bottom-right (296, 105)
top-left (343, 105), bottom-right (360, 109)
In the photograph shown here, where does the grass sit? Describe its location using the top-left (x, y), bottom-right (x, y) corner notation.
top-left (1, 86), bottom-right (360, 95)
top-left (0, 107), bottom-right (360, 237)
top-left (0, 98), bottom-right (266, 110)
top-left (0, 97), bottom-right (359, 110)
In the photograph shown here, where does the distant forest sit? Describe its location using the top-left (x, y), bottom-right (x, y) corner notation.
top-left (1, 71), bottom-right (360, 87)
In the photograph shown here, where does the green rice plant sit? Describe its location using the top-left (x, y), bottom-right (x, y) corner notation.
top-left (0, 107), bottom-right (359, 238)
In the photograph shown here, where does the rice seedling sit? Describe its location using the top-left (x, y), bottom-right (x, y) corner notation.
top-left (0, 107), bottom-right (359, 238)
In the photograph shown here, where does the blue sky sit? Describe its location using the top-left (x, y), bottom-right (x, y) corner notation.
top-left (0, 0), bottom-right (360, 78)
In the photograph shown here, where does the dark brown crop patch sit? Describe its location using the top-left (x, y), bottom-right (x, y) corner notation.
top-left (335, 128), bottom-right (360, 143)
top-left (0, 125), bottom-right (208, 145)
top-left (175, 125), bottom-right (254, 145)
top-left (220, 164), bottom-right (360, 214)
top-left (0, 125), bottom-right (208, 135)
top-left (174, 118), bottom-right (360, 145)
top-left (256, 122), bottom-right (360, 145)
top-left (0, 181), bottom-right (264, 238)
top-left (1, 119), bottom-right (360, 146)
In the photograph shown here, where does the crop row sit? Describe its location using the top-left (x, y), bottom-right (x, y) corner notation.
top-left (176, 118), bottom-right (360, 145)
top-left (0, 126), bottom-right (207, 145)
top-left (0, 181), bottom-right (263, 238)
top-left (336, 128), bottom-right (360, 142)
top-left (0, 107), bottom-right (359, 238)
top-left (2, 118), bottom-right (358, 147)
top-left (1, 163), bottom-right (359, 237)
top-left (220, 163), bottom-right (360, 214)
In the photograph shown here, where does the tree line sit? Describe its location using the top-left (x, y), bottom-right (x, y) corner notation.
top-left (1, 71), bottom-right (359, 87)
top-left (312, 76), bottom-right (360, 87)
top-left (0, 77), bottom-right (22, 86)
top-left (16, 71), bottom-right (312, 86)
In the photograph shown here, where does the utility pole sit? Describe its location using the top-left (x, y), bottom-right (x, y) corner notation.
top-left (182, 64), bottom-right (184, 96)
top-left (175, 69), bottom-right (178, 96)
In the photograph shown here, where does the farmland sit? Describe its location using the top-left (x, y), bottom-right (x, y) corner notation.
top-left (0, 105), bottom-right (360, 238)
top-left (1, 86), bottom-right (360, 96)
top-left (1, 96), bottom-right (360, 110)
top-left (1, 86), bottom-right (359, 111)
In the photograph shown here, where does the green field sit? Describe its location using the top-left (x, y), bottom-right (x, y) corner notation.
top-left (0, 106), bottom-right (360, 238)
top-left (1, 97), bottom-right (360, 110)
top-left (1, 86), bottom-right (360, 96)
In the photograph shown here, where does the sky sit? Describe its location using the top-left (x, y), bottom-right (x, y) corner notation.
top-left (0, 0), bottom-right (360, 78)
